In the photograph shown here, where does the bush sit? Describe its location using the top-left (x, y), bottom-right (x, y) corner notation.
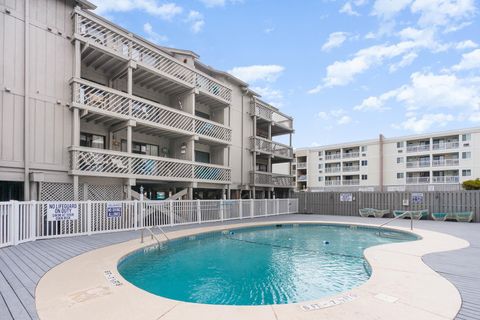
top-left (462, 179), bottom-right (480, 190)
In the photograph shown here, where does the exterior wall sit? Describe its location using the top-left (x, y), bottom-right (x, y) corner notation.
top-left (295, 128), bottom-right (480, 192)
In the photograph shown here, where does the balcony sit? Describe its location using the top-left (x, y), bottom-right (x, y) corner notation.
top-left (325, 167), bottom-right (341, 173)
top-left (250, 100), bottom-right (293, 135)
top-left (406, 177), bottom-right (430, 184)
top-left (72, 79), bottom-right (231, 144)
top-left (342, 180), bottom-right (360, 186)
top-left (70, 146), bottom-right (231, 184)
top-left (297, 162), bottom-right (307, 169)
top-left (406, 144), bottom-right (430, 153)
top-left (74, 9), bottom-right (231, 105)
top-left (250, 137), bottom-right (293, 161)
top-left (431, 176), bottom-right (460, 184)
top-left (432, 142), bottom-right (459, 151)
top-left (406, 160), bottom-right (431, 168)
top-left (325, 180), bottom-right (341, 186)
top-left (297, 175), bottom-right (307, 182)
top-left (343, 166), bottom-right (360, 172)
top-left (342, 152), bottom-right (359, 159)
top-left (432, 159), bottom-right (460, 167)
top-left (325, 154), bottom-right (341, 161)
top-left (250, 172), bottom-right (295, 187)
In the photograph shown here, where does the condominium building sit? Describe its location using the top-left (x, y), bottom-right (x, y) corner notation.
top-left (0, 0), bottom-right (294, 201)
top-left (294, 127), bottom-right (480, 192)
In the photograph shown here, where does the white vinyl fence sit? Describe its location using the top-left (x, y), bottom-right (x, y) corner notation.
top-left (0, 199), bottom-right (298, 248)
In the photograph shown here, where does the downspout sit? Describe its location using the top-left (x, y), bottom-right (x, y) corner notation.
top-left (24, 0), bottom-right (30, 200)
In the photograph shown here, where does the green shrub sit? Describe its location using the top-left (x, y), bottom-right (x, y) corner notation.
top-left (462, 179), bottom-right (480, 190)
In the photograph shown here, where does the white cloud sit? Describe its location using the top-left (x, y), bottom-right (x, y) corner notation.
top-left (198, 0), bottom-right (241, 7)
top-left (389, 52), bottom-right (418, 72)
top-left (393, 113), bottom-right (456, 133)
top-left (455, 40), bottom-right (478, 50)
top-left (185, 10), bottom-right (205, 33)
top-left (321, 32), bottom-right (349, 52)
top-left (93, 0), bottom-right (183, 20)
top-left (452, 49), bottom-right (480, 71)
top-left (339, 2), bottom-right (360, 16)
top-left (143, 23), bottom-right (168, 44)
top-left (411, 0), bottom-right (476, 28)
top-left (372, 0), bottom-right (412, 19)
top-left (264, 27), bottom-right (275, 34)
top-left (228, 65), bottom-right (285, 83)
top-left (252, 86), bottom-right (284, 108)
top-left (337, 115), bottom-right (353, 124)
top-left (316, 109), bottom-right (352, 125)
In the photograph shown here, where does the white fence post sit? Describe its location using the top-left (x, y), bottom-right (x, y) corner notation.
top-left (30, 201), bottom-right (36, 241)
top-left (250, 199), bottom-right (254, 218)
top-left (11, 200), bottom-right (19, 245)
top-left (87, 200), bottom-right (92, 235)
top-left (197, 200), bottom-right (201, 224)
top-left (264, 199), bottom-right (268, 216)
top-left (220, 199), bottom-right (224, 221)
top-left (239, 200), bottom-right (243, 220)
top-left (169, 200), bottom-right (174, 226)
top-left (133, 200), bottom-right (138, 230)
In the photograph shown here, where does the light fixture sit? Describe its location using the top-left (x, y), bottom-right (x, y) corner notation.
top-left (180, 142), bottom-right (187, 154)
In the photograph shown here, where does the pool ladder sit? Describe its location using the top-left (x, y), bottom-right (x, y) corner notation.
top-left (377, 211), bottom-right (414, 237)
top-left (140, 225), bottom-right (170, 244)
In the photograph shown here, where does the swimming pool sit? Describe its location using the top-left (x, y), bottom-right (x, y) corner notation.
top-left (118, 224), bottom-right (419, 306)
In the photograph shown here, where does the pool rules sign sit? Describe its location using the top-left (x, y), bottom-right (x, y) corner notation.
top-left (47, 203), bottom-right (79, 221)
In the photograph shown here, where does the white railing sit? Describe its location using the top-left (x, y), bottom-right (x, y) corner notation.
top-left (325, 180), bottom-right (341, 186)
top-left (432, 159), bottom-right (460, 167)
top-left (70, 147), bottom-right (231, 184)
top-left (272, 141), bottom-right (293, 159)
top-left (432, 142), bottom-right (459, 150)
top-left (325, 167), bottom-right (341, 173)
top-left (342, 152), bottom-right (359, 159)
top-left (297, 162), bottom-right (307, 169)
top-left (250, 136), bottom-right (272, 153)
top-left (74, 9), bottom-right (231, 103)
top-left (325, 154), bottom-right (341, 160)
top-left (406, 160), bottom-right (431, 168)
top-left (0, 199), bottom-right (299, 248)
top-left (406, 177), bottom-right (430, 184)
top-left (250, 172), bottom-right (295, 187)
top-left (431, 176), bottom-right (460, 184)
top-left (72, 79), bottom-right (231, 144)
top-left (406, 144), bottom-right (430, 153)
top-left (343, 166), bottom-right (360, 172)
top-left (297, 175), bottom-right (307, 181)
top-left (250, 100), bottom-right (293, 130)
top-left (342, 179), bottom-right (360, 186)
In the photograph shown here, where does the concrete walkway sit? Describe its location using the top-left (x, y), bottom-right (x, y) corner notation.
top-left (0, 214), bottom-right (479, 320)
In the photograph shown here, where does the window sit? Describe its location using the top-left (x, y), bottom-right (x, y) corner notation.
top-left (462, 169), bottom-right (471, 177)
top-left (397, 173), bottom-right (404, 179)
top-left (195, 150), bottom-right (211, 164)
top-left (462, 134), bottom-right (471, 142)
top-left (361, 175), bottom-right (368, 180)
top-left (397, 141), bottom-right (404, 148)
top-left (318, 164), bottom-right (323, 169)
top-left (195, 110), bottom-right (210, 120)
top-left (462, 152), bottom-right (471, 159)
top-left (318, 151), bottom-right (323, 156)
top-left (361, 160), bottom-right (368, 166)
top-left (80, 132), bottom-right (105, 149)
top-left (318, 177), bottom-right (323, 182)
top-left (397, 157), bottom-right (404, 164)
top-left (122, 141), bottom-right (159, 156)
top-left (361, 146), bottom-right (367, 152)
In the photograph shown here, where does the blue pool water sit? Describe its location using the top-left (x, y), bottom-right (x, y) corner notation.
top-left (118, 224), bottom-right (418, 305)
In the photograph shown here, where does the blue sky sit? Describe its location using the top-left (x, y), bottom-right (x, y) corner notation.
top-left (92, 0), bottom-right (480, 148)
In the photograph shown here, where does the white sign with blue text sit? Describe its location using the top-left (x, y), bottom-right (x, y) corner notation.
top-left (107, 202), bottom-right (123, 218)
top-left (47, 203), bottom-right (79, 221)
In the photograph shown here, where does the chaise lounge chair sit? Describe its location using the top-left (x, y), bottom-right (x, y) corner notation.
top-left (393, 210), bottom-right (428, 220)
top-left (432, 211), bottom-right (474, 222)
top-left (431, 212), bottom-right (450, 221)
top-left (455, 211), bottom-right (474, 222)
top-left (359, 208), bottom-right (374, 217)
top-left (372, 209), bottom-right (389, 218)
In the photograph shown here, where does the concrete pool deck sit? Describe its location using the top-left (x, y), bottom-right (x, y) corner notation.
top-left (1, 214), bottom-right (480, 319)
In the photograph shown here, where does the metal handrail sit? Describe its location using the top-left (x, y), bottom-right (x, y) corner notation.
top-left (378, 211), bottom-right (414, 231)
top-left (154, 225), bottom-right (170, 241)
top-left (140, 227), bottom-right (162, 244)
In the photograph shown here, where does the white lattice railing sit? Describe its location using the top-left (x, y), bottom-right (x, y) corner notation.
top-left (250, 136), bottom-right (272, 153)
top-left (74, 9), bottom-right (231, 103)
top-left (272, 141), bottom-right (293, 159)
top-left (250, 171), bottom-right (295, 187)
top-left (250, 100), bottom-right (273, 121)
top-left (272, 174), bottom-right (295, 187)
top-left (70, 147), bottom-right (231, 184)
top-left (0, 199), bottom-right (299, 248)
top-left (72, 79), bottom-right (231, 143)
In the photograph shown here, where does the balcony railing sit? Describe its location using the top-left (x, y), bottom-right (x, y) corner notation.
top-left (272, 141), bottom-right (293, 159)
top-left (406, 144), bottom-right (430, 153)
top-left (431, 176), bottom-right (460, 183)
top-left (325, 154), bottom-right (341, 160)
top-left (432, 142), bottom-right (459, 150)
top-left (343, 166), bottom-right (360, 172)
top-left (70, 146), bottom-right (231, 183)
top-left (325, 167), bottom-right (341, 173)
top-left (325, 180), bottom-right (341, 186)
top-left (74, 9), bottom-right (231, 103)
top-left (72, 79), bottom-right (231, 144)
top-left (250, 172), bottom-right (295, 187)
top-left (406, 177), bottom-right (430, 184)
top-left (250, 137), bottom-right (293, 159)
top-left (406, 161), bottom-right (431, 168)
top-left (342, 152), bottom-right (359, 159)
top-left (297, 162), bottom-right (307, 169)
top-left (250, 100), bottom-right (293, 130)
top-left (432, 159), bottom-right (460, 167)
top-left (342, 180), bottom-right (360, 186)
top-left (297, 175), bottom-right (307, 181)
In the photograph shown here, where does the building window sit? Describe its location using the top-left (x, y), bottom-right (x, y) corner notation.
top-left (462, 152), bottom-right (471, 159)
top-left (318, 177), bottom-right (323, 182)
top-left (361, 175), bottom-right (368, 180)
top-left (397, 173), bottom-right (404, 179)
top-left (397, 157), bottom-right (404, 164)
top-left (462, 134), bottom-right (471, 142)
top-left (361, 146), bottom-right (367, 152)
top-left (123, 141), bottom-right (159, 156)
top-left (318, 164), bottom-right (323, 169)
top-left (462, 169), bottom-right (471, 177)
top-left (397, 141), bottom-right (404, 148)
top-left (318, 151), bottom-right (323, 156)
top-left (80, 132), bottom-right (105, 149)
top-left (195, 150), bottom-right (211, 164)
top-left (361, 160), bottom-right (368, 166)
top-left (195, 110), bottom-right (210, 120)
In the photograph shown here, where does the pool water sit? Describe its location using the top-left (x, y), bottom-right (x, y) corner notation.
top-left (118, 224), bottom-right (418, 306)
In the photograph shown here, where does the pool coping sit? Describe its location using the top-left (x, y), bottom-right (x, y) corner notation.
top-left (35, 220), bottom-right (469, 320)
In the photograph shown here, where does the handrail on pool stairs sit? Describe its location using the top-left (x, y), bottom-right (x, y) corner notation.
top-left (378, 211), bottom-right (414, 236)
top-left (140, 226), bottom-right (169, 244)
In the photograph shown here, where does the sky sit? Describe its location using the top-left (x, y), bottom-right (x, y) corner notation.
top-left (91, 0), bottom-right (480, 148)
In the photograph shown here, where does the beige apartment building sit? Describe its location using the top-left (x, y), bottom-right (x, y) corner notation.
top-left (0, 0), bottom-right (294, 201)
top-left (294, 127), bottom-right (480, 192)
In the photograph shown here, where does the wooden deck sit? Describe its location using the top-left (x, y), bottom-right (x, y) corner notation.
top-left (1, 215), bottom-right (479, 320)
